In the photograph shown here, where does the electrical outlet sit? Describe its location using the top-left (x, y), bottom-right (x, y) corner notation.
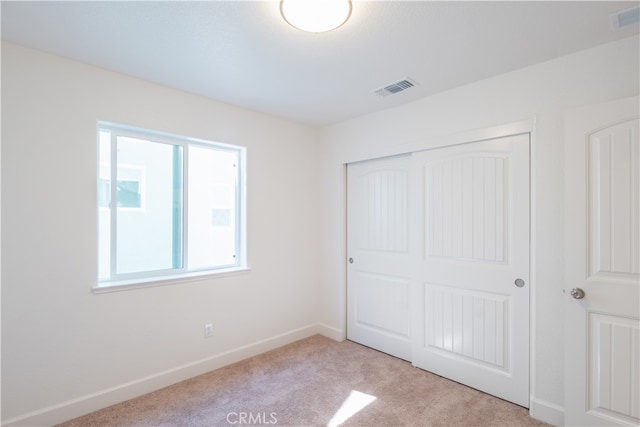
top-left (204, 323), bottom-right (213, 338)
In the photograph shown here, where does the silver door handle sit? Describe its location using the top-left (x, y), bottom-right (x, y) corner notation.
top-left (570, 288), bottom-right (585, 299)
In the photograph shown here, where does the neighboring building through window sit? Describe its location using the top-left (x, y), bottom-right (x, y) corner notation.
top-left (97, 122), bottom-right (246, 286)
top-left (98, 165), bottom-right (144, 209)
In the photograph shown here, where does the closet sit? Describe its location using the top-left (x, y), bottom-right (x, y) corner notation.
top-left (347, 134), bottom-right (530, 407)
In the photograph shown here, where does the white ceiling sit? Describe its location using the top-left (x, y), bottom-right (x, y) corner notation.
top-left (2, 1), bottom-right (638, 126)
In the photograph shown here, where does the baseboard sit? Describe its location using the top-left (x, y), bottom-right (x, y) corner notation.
top-left (315, 322), bottom-right (345, 341)
top-left (529, 397), bottom-right (565, 426)
top-left (2, 323), bottom-right (329, 427)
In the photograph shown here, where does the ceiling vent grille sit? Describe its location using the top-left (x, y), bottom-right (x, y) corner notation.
top-left (374, 78), bottom-right (418, 97)
top-left (611, 5), bottom-right (640, 29)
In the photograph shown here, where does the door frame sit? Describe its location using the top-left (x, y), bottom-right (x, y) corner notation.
top-left (340, 118), bottom-right (538, 411)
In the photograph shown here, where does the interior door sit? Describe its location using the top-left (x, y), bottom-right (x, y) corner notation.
top-left (347, 155), bottom-right (412, 361)
top-left (564, 96), bottom-right (639, 426)
top-left (411, 134), bottom-right (530, 407)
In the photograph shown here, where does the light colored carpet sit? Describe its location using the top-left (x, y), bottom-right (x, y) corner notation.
top-left (60, 335), bottom-right (548, 426)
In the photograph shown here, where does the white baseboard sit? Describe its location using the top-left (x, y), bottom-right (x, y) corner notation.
top-left (3, 323), bottom-right (333, 427)
top-left (530, 397), bottom-right (565, 426)
top-left (315, 322), bottom-right (345, 341)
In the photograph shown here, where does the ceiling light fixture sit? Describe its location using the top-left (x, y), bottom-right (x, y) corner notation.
top-left (280, 0), bottom-right (352, 33)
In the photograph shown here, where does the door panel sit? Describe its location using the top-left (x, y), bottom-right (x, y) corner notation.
top-left (412, 135), bottom-right (530, 408)
top-left (588, 120), bottom-right (640, 279)
top-left (425, 154), bottom-right (507, 262)
top-left (588, 314), bottom-right (639, 420)
top-left (355, 273), bottom-right (409, 337)
top-left (565, 96), bottom-right (640, 426)
top-left (425, 284), bottom-right (508, 369)
top-left (347, 155), bottom-right (412, 361)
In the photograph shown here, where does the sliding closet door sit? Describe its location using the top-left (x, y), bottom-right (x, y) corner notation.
top-left (411, 135), bottom-right (530, 407)
top-left (347, 155), bottom-right (412, 361)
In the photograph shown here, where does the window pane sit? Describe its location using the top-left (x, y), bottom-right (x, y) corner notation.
top-left (116, 136), bottom-right (183, 275)
top-left (98, 130), bottom-right (112, 281)
top-left (116, 177), bottom-right (142, 208)
top-left (188, 146), bottom-right (238, 270)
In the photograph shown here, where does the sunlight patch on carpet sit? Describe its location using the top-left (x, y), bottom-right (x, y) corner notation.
top-left (327, 390), bottom-right (377, 426)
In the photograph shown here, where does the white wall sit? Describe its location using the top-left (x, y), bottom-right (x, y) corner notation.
top-left (1, 42), bottom-right (326, 425)
top-left (317, 35), bottom-right (639, 425)
top-left (3, 35), bottom-right (639, 426)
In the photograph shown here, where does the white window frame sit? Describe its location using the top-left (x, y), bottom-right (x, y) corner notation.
top-left (95, 122), bottom-right (248, 292)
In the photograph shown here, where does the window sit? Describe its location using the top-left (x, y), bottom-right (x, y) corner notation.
top-left (97, 122), bottom-right (246, 287)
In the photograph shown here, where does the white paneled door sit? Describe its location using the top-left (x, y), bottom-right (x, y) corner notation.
top-left (564, 96), bottom-right (640, 426)
top-left (347, 155), bottom-right (412, 361)
top-left (347, 135), bottom-right (530, 407)
top-left (411, 135), bottom-right (530, 407)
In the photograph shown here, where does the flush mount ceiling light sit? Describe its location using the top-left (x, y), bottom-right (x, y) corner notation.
top-left (280, 0), bottom-right (352, 33)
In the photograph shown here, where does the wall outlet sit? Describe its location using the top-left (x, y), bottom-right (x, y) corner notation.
top-left (204, 323), bottom-right (213, 338)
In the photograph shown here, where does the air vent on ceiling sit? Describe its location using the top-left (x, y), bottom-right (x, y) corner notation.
top-left (373, 78), bottom-right (418, 97)
top-left (611, 5), bottom-right (639, 29)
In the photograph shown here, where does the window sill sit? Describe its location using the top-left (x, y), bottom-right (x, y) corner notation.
top-left (92, 266), bottom-right (251, 294)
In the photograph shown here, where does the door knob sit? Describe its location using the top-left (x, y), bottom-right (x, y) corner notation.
top-left (348, 258), bottom-right (354, 264)
top-left (570, 288), bottom-right (585, 299)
